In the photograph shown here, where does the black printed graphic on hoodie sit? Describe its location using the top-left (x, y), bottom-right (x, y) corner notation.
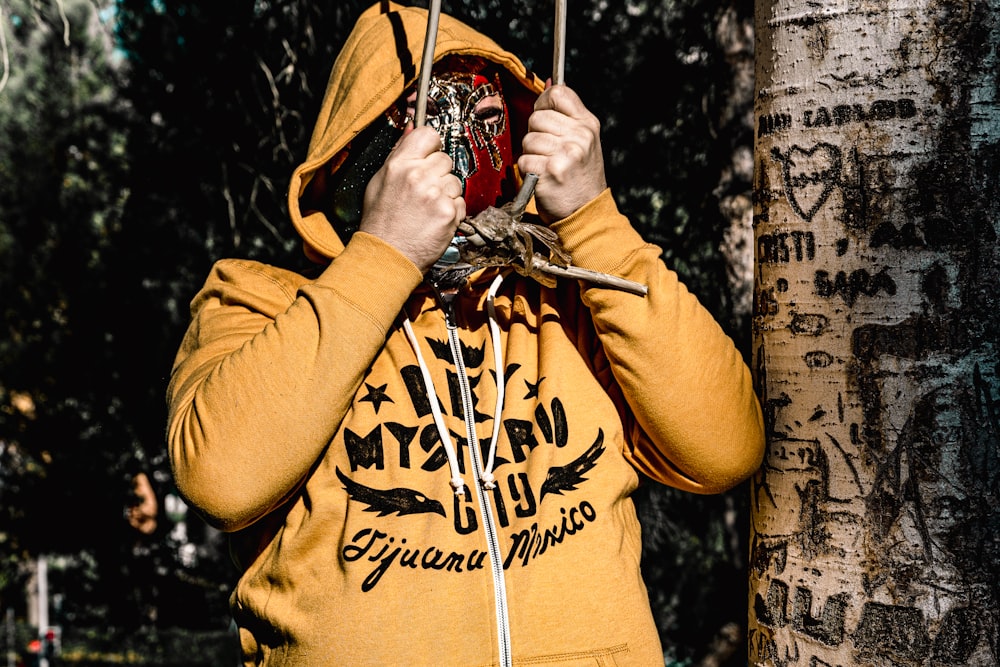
top-left (338, 331), bottom-right (606, 591)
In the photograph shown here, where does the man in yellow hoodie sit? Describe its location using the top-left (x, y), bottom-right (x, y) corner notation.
top-left (167, 2), bottom-right (765, 665)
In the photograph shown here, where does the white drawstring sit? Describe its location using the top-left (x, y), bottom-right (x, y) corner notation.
top-left (480, 273), bottom-right (506, 488)
top-left (401, 273), bottom-right (507, 494)
top-left (402, 316), bottom-right (467, 496)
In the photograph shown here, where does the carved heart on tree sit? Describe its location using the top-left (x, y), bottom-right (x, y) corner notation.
top-left (772, 143), bottom-right (843, 222)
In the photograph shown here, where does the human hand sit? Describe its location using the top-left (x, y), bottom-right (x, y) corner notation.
top-left (360, 125), bottom-right (466, 273)
top-left (517, 84), bottom-right (607, 223)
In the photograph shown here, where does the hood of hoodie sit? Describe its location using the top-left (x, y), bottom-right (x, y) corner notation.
top-left (288, 1), bottom-right (545, 263)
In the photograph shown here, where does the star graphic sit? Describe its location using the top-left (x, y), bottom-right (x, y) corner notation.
top-left (524, 377), bottom-right (545, 399)
top-left (359, 382), bottom-right (394, 413)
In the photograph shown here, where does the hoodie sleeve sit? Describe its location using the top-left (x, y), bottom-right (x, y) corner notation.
top-left (550, 190), bottom-right (765, 494)
top-left (166, 233), bottom-right (424, 532)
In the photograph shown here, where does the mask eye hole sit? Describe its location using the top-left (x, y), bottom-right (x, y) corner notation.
top-left (404, 90), bottom-right (446, 124)
top-left (473, 95), bottom-right (502, 124)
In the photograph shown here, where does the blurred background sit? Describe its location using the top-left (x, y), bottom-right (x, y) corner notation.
top-left (0, 0), bottom-right (756, 664)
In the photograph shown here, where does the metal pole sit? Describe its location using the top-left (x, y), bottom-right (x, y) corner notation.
top-left (6, 608), bottom-right (15, 667)
top-left (37, 555), bottom-right (48, 667)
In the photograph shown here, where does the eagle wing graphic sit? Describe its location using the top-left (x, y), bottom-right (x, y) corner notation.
top-left (540, 429), bottom-right (605, 499)
top-left (336, 468), bottom-right (446, 517)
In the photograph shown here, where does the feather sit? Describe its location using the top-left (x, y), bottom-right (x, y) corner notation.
top-left (438, 178), bottom-right (648, 296)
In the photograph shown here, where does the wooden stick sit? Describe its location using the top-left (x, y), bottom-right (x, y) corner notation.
top-left (522, 0), bottom-right (567, 194)
top-left (510, 173), bottom-right (539, 218)
top-left (415, 0), bottom-right (442, 127)
top-left (530, 257), bottom-right (649, 296)
top-left (553, 0), bottom-right (567, 85)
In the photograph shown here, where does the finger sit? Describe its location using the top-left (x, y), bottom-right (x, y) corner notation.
top-left (425, 150), bottom-right (458, 179)
top-left (395, 125), bottom-right (443, 158)
top-left (525, 109), bottom-right (563, 138)
top-left (521, 129), bottom-right (565, 157)
top-left (533, 84), bottom-right (582, 113)
top-left (529, 106), bottom-right (598, 142)
top-left (447, 176), bottom-right (465, 200)
top-left (517, 154), bottom-right (550, 181)
top-left (430, 172), bottom-right (464, 201)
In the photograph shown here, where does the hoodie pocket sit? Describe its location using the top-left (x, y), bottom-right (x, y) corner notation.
top-left (514, 643), bottom-right (630, 666)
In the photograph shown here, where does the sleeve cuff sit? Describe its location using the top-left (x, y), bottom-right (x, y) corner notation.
top-left (308, 232), bottom-right (425, 325)
top-left (548, 190), bottom-right (652, 274)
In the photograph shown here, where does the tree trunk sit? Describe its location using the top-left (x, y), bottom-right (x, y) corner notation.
top-left (750, 1), bottom-right (1000, 665)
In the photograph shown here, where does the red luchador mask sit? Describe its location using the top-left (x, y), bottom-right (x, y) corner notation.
top-left (389, 57), bottom-right (517, 217)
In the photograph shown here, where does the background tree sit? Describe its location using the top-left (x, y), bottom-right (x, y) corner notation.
top-left (750, 0), bottom-right (1000, 664)
top-left (2, 0), bottom-right (758, 663)
top-left (0, 0), bottom-right (153, 627)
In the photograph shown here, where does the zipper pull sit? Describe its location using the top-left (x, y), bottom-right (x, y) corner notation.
top-left (430, 280), bottom-right (460, 328)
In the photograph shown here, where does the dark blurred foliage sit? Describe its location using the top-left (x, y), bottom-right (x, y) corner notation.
top-left (0, 0), bottom-right (160, 630)
top-left (0, 0), bottom-right (754, 663)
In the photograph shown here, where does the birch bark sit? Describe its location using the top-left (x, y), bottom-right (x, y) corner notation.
top-left (750, 0), bottom-right (1000, 664)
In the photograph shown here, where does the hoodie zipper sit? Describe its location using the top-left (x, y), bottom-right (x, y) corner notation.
top-left (439, 290), bottom-right (513, 667)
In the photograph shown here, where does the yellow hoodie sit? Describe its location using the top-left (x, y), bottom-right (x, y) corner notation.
top-left (167, 2), bottom-right (765, 665)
